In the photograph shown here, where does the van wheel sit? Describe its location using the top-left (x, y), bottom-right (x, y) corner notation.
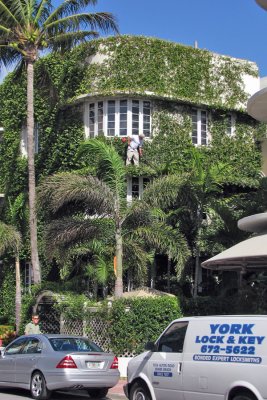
top-left (233, 393), bottom-right (256, 400)
top-left (129, 382), bottom-right (151, 400)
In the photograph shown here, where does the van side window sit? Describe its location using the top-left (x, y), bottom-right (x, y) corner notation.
top-left (157, 322), bottom-right (188, 353)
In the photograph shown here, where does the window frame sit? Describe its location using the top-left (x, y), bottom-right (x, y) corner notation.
top-left (156, 321), bottom-right (188, 353)
top-left (85, 98), bottom-right (151, 138)
top-left (127, 176), bottom-right (150, 202)
top-left (226, 113), bottom-right (236, 136)
top-left (191, 108), bottom-right (208, 146)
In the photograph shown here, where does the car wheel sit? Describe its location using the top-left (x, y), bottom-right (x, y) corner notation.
top-left (129, 382), bottom-right (151, 400)
top-left (233, 393), bottom-right (256, 400)
top-left (30, 371), bottom-right (51, 400)
top-left (87, 388), bottom-right (109, 398)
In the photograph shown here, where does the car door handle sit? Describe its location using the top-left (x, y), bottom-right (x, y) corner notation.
top-left (178, 362), bottom-right (182, 374)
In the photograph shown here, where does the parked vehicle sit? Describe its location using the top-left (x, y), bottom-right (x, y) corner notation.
top-left (0, 334), bottom-right (119, 399)
top-left (124, 315), bottom-right (267, 400)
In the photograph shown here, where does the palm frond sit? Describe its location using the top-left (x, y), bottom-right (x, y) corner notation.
top-left (78, 140), bottom-right (126, 199)
top-left (47, 30), bottom-right (98, 51)
top-left (0, 222), bottom-right (21, 254)
top-left (143, 174), bottom-right (185, 209)
top-left (93, 255), bottom-right (112, 284)
top-left (45, 0), bottom-right (97, 24)
top-left (0, 1), bottom-right (20, 25)
top-left (44, 217), bottom-right (114, 258)
top-left (34, 0), bottom-right (52, 25)
top-left (38, 172), bottom-right (115, 215)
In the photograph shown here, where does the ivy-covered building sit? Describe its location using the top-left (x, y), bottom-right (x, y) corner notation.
top-left (0, 35), bottom-right (265, 304)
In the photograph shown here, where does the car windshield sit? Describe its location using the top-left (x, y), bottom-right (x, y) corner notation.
top-left (48, 338), bottom-right (103, 352)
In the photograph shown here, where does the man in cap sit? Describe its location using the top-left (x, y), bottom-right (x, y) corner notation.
top-left (126, 133), bottom-right (145, 166)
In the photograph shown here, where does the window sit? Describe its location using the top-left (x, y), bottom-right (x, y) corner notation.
top-left (86, 99), bottom-right (151, 138)
top-left (226, 113), bottom-right (235, 136)
top-left (107, 100), bottom-right (116, 136)
top-left (191, 109), bottom-right (208, 145)
top-left (20, 123), bottom-right (39, 156)
top-left (24, 262), bottom-right (33, 289)
top-left (49, 337), bottom-right (102, 352)
top-left (5, 337), bottom-right (27, 355)
top-left (127, 177), bottom-right (150, 202)
top-left (157, 322), bottom-right (188, 353)
top-left (22, 338), bottom-right (42, 354)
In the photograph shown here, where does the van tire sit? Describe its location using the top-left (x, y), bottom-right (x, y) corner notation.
top-left (129, 381), bottom-right (151, 400)
top-left (233, 392), bottom-right (256, 400)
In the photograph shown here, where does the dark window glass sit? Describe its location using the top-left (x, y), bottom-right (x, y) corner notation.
top-left (120, 100), bottom-right (128, 136)
top-left (23, 338), bottom-right (42, 354)
top-left (132, 177), bottom-right (139, 198)
top-left (157, 322), bottom-right (188, 353)
top-left (143, 178), bottom-right (150, 189)
top-left (107, 100), bottom-right (116, 136)
top-left (89, 103), bottom-right (95, 138)
top-left (5, 338), bottom-right (27, 355)
top-left (49, 338), bottom-right (102, 352)
top-left (97, 102), bottom-right (103, 134)
top-left (132, 100), bottom-right (140, 135)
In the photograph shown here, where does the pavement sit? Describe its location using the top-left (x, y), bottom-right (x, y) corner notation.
top-left (108, 379), bottom-right (126, 397)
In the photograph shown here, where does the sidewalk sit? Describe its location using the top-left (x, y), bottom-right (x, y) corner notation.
top-left (108, 379), bottom-right (126, 397)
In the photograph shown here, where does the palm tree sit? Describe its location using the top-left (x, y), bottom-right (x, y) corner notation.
top-left (143, 148), bottom-right (232, 297)
top-left (38, 139), bottom-right (189, 297)
top-left (0, 0), bottom-right (118, 284)
top-left (0, 221), bottom-right (21, 334)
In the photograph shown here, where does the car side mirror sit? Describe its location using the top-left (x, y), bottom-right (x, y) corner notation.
top-left (144, 341), bottom-right (157, 352)
top-left (0, 349), bottom-right (5, 358)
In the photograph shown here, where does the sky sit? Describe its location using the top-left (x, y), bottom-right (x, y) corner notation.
top-left (2, 0), bottom-right (267, 79)
top-left (70, 0), bottom-right (267, 77)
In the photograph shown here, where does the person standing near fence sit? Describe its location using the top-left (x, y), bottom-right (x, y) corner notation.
top-left (24, 314), bottom-right (41, 335)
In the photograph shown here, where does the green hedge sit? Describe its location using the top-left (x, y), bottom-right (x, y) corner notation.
top-left (100, 296), bottom-right (182, 356)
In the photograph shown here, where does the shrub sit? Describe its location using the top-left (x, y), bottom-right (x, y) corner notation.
top-left (105, 296), bottom-right (181, 356)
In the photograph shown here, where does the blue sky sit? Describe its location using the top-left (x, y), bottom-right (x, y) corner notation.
top-left (3, 0), bottom-right (267, 79)
top-left (70, 0), bottom-right (267, 77)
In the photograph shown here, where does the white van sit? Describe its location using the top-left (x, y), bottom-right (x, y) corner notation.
top-left (124, 315), bottom-right (267, 400)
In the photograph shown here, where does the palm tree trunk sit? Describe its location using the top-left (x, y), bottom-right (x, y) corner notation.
top-left (193, 247), bottom-right (200, 298)
top-left (15, 255), bottom-right (21, 335)
top-left (167, 254), bottom-right (171, 293)
top-left (27, 61), bottom-right (41, 284)
top-left (114, 227), bottom-right (123, 298)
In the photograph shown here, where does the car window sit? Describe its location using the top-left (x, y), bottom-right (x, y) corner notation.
top-left (22, 338), bottom-right (42, 354)
top-left (157, 322), bottom-right (188, 353)
top-left (5, 338), bottom-right (27, 355)
top-left (49, 338), bottom-right (103, 352)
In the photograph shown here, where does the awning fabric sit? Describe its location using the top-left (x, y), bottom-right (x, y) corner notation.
top-left (201, 232), bottom-right (267, 271)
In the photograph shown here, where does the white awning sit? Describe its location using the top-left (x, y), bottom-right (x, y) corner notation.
top-left (201, 232), bottom-right (267, 271)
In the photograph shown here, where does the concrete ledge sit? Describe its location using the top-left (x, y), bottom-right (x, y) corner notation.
top-left (247, 87), bottom-right (267, 122)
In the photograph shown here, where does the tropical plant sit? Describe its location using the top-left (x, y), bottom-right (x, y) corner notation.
top-left (0, 221), bottom-right (21, 333)
top-left (0, 0), bottom-right (118, 284)
top-left (38, 139), bottom-right (189, 298)
top-left (143, 147), bottom-right (241, 297)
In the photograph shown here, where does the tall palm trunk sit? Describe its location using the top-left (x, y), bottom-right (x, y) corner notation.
top-left (27, 61), bottom-right (41, 284)
top-left (15, 255), bottom-right (21, 334)
top-left (193, 207), bottom-right (202, 298)
top-left (114, 226), bottom-right (123, 298)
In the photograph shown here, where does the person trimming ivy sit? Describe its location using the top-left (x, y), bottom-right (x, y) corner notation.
top-left (126, 133), bottom-right (145, 165)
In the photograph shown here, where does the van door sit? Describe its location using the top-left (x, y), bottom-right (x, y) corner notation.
top-left (148, 321), bottom-right (188, 400)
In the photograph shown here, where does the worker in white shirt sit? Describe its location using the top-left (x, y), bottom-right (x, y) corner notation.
top-left (126, 133), bottom-right (145, 166)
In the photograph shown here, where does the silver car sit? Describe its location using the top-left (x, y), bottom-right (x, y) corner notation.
top-left (0, 334), bottom-right (120, 399)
